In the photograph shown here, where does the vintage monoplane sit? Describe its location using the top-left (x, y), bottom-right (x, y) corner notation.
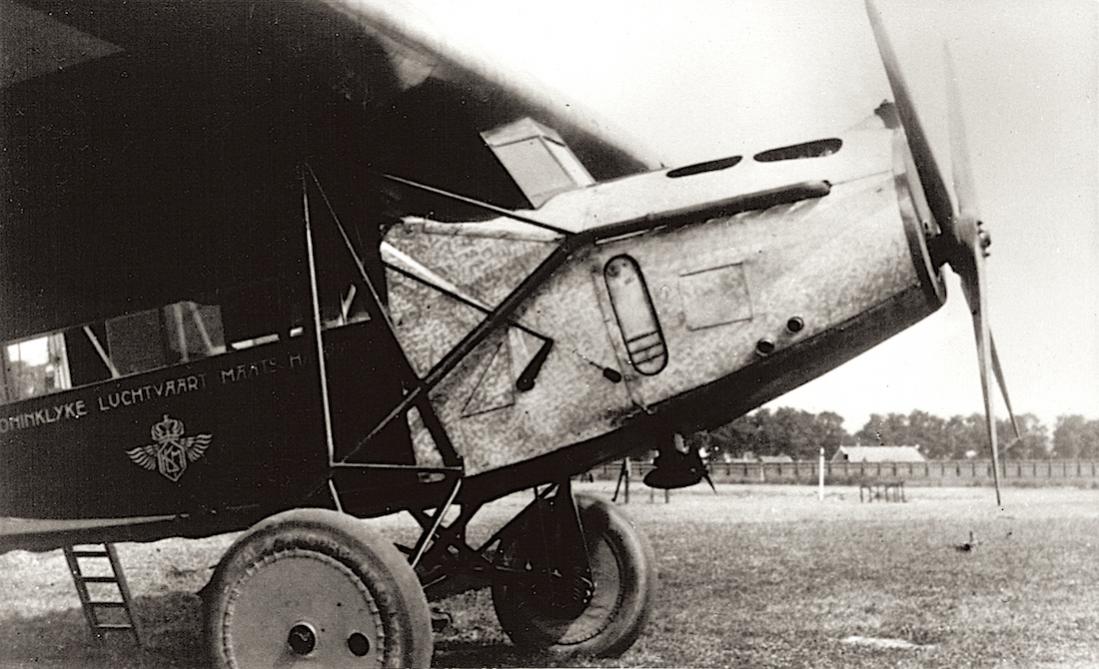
top-left (0, 0), bottom-right (1019, 665)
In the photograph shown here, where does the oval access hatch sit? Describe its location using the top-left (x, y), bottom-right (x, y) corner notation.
top-left (604, 255), bottom-right (667, 375)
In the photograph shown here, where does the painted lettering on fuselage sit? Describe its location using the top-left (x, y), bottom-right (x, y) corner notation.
top-left (97, 374), bottom-right (208, 412)
top-left (0, 400), bottom-right (89, 433)
top-left (0, 350), bottom-right (309, 433)
top-left (219, 357), bottom-right (279, 384)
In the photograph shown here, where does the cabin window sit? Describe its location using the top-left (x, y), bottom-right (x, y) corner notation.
top-left (0, 278), bottom-right (307, 404)
top-left (104, 301), bottom-right (226, 376)
top-left (0, 334), bottom-right (71, 402)
top-left (0, 208), bottom-right (383, 406)
top-left (604, 255), bottom-right (667, 375)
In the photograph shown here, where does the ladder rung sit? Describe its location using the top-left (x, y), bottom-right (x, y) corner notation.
top-left (65, 543), bottom-right (142, 646)
top-left (70, 550), bottom-right (110, 558)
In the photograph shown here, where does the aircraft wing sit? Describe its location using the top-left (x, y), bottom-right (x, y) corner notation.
top-left (0, 0), bottom-right (661, 341)
top-left (2, 0), bottom-right (661, 183)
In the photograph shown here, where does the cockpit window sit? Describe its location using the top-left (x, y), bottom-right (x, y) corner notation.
top-left (753, 138), bottom-right (843, 162)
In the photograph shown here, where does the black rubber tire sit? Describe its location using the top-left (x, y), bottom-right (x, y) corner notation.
top-left (204, 508), bottom-right (433, 668)
top-left (491, 493), bottom-right (657, 658)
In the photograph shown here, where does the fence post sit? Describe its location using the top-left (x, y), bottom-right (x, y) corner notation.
top-left (818, 448), bottom-right (825, 500)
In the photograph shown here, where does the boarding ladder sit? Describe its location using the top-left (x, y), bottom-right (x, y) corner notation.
top-left (62, 544), bottom-right (142, 645)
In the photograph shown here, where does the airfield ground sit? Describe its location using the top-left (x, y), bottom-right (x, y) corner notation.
top-left (0, 483), bottom-right (1096, 668)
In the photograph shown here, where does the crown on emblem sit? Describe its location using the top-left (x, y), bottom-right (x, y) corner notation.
top-left (151, 414), bottom-right (184, 442)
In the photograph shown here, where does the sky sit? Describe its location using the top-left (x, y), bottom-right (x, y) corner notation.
top-left (404, 0), bottom-right (1099, 433)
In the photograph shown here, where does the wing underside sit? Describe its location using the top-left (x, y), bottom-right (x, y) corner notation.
top-left (0, 0), bottom-right (661, 342)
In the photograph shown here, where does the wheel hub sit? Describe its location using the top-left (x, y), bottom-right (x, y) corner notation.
top-left (287, 622), bottom-right (317, 656)
top-left (223, 549), bottom-right (385, 667)
top-left (526, 569), bottom-right (595, 619)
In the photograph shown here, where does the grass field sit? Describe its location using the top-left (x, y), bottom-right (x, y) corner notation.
top-left (0, 483), bottom-right (1097, 667)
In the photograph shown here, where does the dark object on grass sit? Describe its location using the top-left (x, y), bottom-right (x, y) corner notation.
top-left (954, 530), bottom-right (979, 553)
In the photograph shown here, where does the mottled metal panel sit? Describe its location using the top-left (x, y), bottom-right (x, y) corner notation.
top-left (383, 168), bottom-right (938, 477)
top-left (677, 263), bottom-right (753, 330)
top-left (459, 338), bottom-right (515, 417)
top-left (384, 228), bottom-right (635, 475)
top-left (595, 174), bottom-right (927, 406)
top-left (385, 221), bottom-right (556, 305)
top-left (386, 271), bottom-right (485, 378)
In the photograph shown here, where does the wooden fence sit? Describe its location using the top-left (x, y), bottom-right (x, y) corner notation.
top-left (592, 459), bottom-right (1099, 485)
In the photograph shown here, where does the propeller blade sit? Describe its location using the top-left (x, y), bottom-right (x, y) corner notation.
top-left (864, 0), bottom-right (955, 230)
top-left (990, 335), bottom-right (1022, 442)
top-left (943, 42), bottom-right (980, 222)
top-left (868, 4), bottom-right (1013, 505)
top-left (970, 251), bottom-right (1002, 506)
top-left (943, 39), bottom-right (1003, 505)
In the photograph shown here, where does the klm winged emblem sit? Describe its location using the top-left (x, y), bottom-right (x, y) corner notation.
top-left (127, 414), bottom-right (211, 482)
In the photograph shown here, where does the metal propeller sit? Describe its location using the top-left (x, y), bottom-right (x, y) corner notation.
top-left (866, 1), bottom-right (1020, 505)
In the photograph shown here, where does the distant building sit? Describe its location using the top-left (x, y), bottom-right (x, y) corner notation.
top-left (832, 446), bottom-right (925, 463)
top-left (724, 452), bottom-right (795, 464)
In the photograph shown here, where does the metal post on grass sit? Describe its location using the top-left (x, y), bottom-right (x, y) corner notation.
top-left (818, 447), bottom-right (825, 501)
top-left (612, 457), bottom-right (631, 504)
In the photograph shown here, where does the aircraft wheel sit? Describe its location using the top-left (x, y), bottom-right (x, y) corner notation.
top-left (491, 493), bottom-right (656, 658)
top-left (204, 508), bottom-right (432, 668)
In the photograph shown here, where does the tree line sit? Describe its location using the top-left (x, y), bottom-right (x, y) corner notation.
top-left (684, 408), bottom-right (1099, 461)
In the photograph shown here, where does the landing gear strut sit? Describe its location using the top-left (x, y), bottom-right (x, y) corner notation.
top-left (491, 492), bottom-right (656, 658)
top-left (203, 481), bottom-right (656, 666)
top-left (407, 480), bottom-right (657, 659)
